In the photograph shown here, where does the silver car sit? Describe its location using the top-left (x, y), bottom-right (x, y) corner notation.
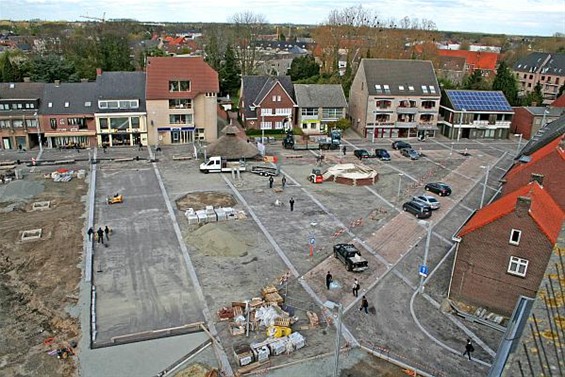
top-left (412, 194), bottom-right (441, 210)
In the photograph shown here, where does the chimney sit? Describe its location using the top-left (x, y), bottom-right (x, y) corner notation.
top-left (515, 196), bottom-right (532, 217)
top-left (23, 77), bottom-right (31, 83)
top-left (96, 68), bottom-right (102, 76)
top-left (530, 173), bottom-right (544, 186)
top-left (54, 80), bottom-right (60, 87)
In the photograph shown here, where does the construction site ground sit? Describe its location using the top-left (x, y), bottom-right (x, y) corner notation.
top-left (0, 133), bottom-right (519, 377)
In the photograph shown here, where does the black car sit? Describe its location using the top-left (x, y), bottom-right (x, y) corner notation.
top-left (402, 200), bottom-right (432, 219)
top-left (400, 148), bottom-right (420, 160)
top-left (425, 182), bottom-right (452, 196)
top-left (374, 148), bottom-right (391, 161)
top-left (392, 140), bottom-right (412, 150)
top-left (354, 149), bottom-right (370, 159)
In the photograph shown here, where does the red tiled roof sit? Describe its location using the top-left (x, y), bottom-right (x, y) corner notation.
top-left (459, 181), bottom-right (565, 244)
top-left (437, 49), bottom-right (499, 71)
top-left (505, 136), bottom-right (565, 181)
top-left (552, 94), bottom-right (565, 108)
top-left (145, 57), bottom-right (218, 100)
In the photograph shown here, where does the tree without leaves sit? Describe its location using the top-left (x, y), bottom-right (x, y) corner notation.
top-left (204, 31), bottom-right (222, 72)
top-left (229, 11), bottom-right (267, 76)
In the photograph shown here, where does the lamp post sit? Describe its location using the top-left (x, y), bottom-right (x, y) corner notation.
top-left (456, 108), bottom-right (466, 142)
top-left (34, 112), bottom-right (42, 153)
top-left (480, 165), bottom-right (490, 208)
top-left (514, 133), bottom-right (523, 156)
top-left (323, 301), bottom-right (343, 377)
top-left (397, 173), bottom-right (404, 203)
top-left (418, 220), bottom-right (432, 293)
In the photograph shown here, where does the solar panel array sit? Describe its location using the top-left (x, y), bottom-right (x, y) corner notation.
top-left (447, 90), bottom-right (512, 111)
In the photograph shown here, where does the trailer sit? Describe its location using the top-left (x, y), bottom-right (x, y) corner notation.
top-left (199, 156), bottom-right (246, 173)
top-left (250, 165), bottom-right (279, 177)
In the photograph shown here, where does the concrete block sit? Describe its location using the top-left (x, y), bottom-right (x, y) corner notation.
top-left (32, 201), bottom-right (50, 211)
top-left (21, 228), bottom-right (42, 241)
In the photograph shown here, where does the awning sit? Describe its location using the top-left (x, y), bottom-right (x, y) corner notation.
top-left (417, 124), bottom-right (439, 131)
top-left (44, 131), bottom-right (96, 137)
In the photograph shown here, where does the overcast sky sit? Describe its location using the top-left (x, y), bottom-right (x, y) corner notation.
top-left (2, 0), bottom-right (564, 36)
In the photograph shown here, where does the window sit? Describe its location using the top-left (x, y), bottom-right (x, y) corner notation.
top-left (375, 85), bottom-right (382, 93)
top-left (302, 123), bottom-right (308, 129)
top-left (50, 118), bottom-right (57, 130)
top-left (399, 85), bottom-right (405, 91)
top-left (68, 118), bottom-right (86, 129)
top-left (48, 102), bottom-right (53, 108)
top-left (275, 108), bottom-right (291, 115)
top-left (260, 121), bottom-right (272, 130)
top-left (408, 86), bottom-right (415, 91)
top-left (301, 108), bottom-right (318, 116)
top-left (421, 85), bottom-right (428, 94)
top-left (64, 102), bottom-right (70, 108)
top-left (0, 120), bottom-right (10, 128)
top-left (85, 101), bottom-right (92, 107)
top-left (508, 256), bottom-right (528, 277)
top-left (98, 100), bottom-right (138, 110)
top-left (376, 100), bottom-right (391, 109)
top-left (99, 118), bottom-right (108, 130)
top-left (429, 86), bottom-right (436, 94)
top-left (275, 121), bottom-right (284, 129)
top-left (322, 108), bottom-right (343, 119)
top-left (169, 99), bottom-right (192, 109)
top-left (131, 117), bottom-right (140, 129)
top-left (169, 114), bottom-right (192, 124)
top-left (169, 80), bottom-right (190, 92)
top-left (13, 119), bottom-right (23, 128)
top-left (383, 85), bottom-right (391, 94)
top-left (509, 229), bottom-right (521, 245)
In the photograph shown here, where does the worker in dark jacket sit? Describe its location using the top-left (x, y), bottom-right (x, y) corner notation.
top-left (97, 227), bottom-right (104, 244)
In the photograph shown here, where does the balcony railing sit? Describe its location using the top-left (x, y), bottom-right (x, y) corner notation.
top-left (395, 121), bottom-right (417, 128)
top-left (396, 106), bottom-right (418, 114)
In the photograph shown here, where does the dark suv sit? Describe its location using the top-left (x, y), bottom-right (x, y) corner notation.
top-left (402, 200), bottom-right (432, 218)
top-left (374, 149), bottom-right (391, 161)
top-left (354, 149), bottom-right (370, 159)
top-left (392, 140), bottom-right (412, 150)
top-left (425, 182), bottom-right (452, 196)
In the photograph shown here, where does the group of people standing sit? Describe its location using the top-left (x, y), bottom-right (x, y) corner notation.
top-left (87, 226), bottom-right (111, 244)
top-left (326, 271), bottom-right (369, 314)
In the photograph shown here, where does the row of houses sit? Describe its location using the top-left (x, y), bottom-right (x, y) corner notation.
top-left (1, 56), bottom-right (564, 150)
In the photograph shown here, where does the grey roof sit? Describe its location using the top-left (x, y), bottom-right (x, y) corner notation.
top-left (294, 84), bottom-right (347, 108)
top-left (523, 106), bottom-right (564, 117)
top-left (41, 82), bottom-right (96, 115)
top-left (0, 82), bottom-right (45, 100)
top-left (518, 114), bottom-right (565, 157)
top-left (95, 71), bottom-right (147, 112)
top-left (513, 52), bottom-right (565, 75)
top-left (241, 76), bottom-right (295, 119)
top-left (359, 59), bottom-right (440, 97)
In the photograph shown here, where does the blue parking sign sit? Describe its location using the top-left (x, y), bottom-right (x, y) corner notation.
top-left (419, 265), bottom-right (428, 277)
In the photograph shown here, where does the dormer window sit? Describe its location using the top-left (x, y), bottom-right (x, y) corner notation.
top-left (509, 229), bottom-right (521, 245)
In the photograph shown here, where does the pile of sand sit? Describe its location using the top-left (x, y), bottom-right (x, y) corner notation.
top-left (187, 222), bottom-right (251, 257)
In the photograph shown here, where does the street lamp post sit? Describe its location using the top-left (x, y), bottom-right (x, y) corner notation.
top-left (457, 108), bottom-right (466, 142)
top-left (418, 220), bottom-right (432, 293)
top-left (514, 133), bottom-right (523, 156)
top-left (480, 165), bottom-right (490, 208)
top-left (397, 173), bottom-right (404, 203)
top-left (34, 112), bottom-right (43, 153)
top-left (331, 302), bottom-right (343, 377)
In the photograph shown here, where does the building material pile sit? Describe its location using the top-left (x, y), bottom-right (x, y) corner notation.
top-left (185, 206), bottom-right (245, 224)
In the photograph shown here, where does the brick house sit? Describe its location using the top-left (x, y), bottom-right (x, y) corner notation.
top-left (512, 52), bottom-right (565, 104)
top-left (0, 82), bottom-right (44, 150)
top-left (449, 181), bottom-right (565, 316)
top-left (436, 49), bottom-right (499, 78)
top-left (145, 57), bottom-right (219, 145)
top-left (510, 106), bottom-right (563, 140)
top-left (293, 84), bottom-right (347, 135)
top-left (239, 76), bottom-right (296, 131)
top-left (41, 81), bottom-right (97, 148)
top-left (348, 59), bottom-right (441, 140)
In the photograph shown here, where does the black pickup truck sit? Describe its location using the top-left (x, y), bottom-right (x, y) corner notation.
top-left (333, 244), bottom-right (368, 272)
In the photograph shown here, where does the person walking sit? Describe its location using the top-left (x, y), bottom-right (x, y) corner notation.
top-left (342, 145), bottom-right (347, 155)
top-left (104, 226), bottom-right (110, 241)
top-left (281, 176), bottom-right (287, 189)
top-left (269, 176), bottom-right (274, 188)
top-left (352, 278), bottom-right (360, 297)
top-left (87, 227), bottom-right (94, 241)
top-left (359, 296), bottom-right (369, 314)
top-left (289, 197), bottom-right (295, 211)
top-left (96, 227), bottom-right (104, 244)
top-left (463, 339), bottom-right (474, 360)
top-left (326, 271), bottom-right (333, 290)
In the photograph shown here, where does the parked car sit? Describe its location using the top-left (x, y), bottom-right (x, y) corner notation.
top-left (392, 140), bottom-right (412, 150)
top-left (413, 194), bottom-right (440, 210)
top-left (374, 148), bottom-right (391, 161)
top-left (354, 149), bottom-right (371, 159)
top-left (402, 200), bottom-right (432, 219)
top-left (334, 244), bottom-right (368, 272)
top-left (400, 148), bottom-right (420, 160)
top-left (425, 182), bottom-right (452, 196)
